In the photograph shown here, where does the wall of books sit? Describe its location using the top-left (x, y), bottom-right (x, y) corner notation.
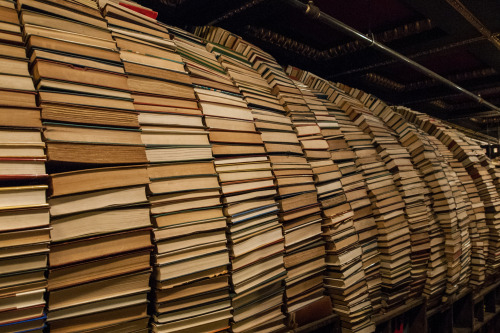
top-left (1, 0), bottom-right (499, 332)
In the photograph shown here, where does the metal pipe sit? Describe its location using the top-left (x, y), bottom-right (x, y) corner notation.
top-left (285, 0), bottom-right (500, 114)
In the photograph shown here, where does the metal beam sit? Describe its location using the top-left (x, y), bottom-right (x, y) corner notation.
top-left (284, 0), bottom-right (500, 114)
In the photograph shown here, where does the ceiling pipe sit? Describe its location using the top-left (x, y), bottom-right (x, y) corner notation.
top-left (285, 0), bottom-right (500, 114)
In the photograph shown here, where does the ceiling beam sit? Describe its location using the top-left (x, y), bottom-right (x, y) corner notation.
top-left (444, 0), bottom-right (500, 50)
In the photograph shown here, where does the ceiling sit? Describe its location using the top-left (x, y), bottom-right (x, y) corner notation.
top-left (141, 0), bottom-right (500, 139)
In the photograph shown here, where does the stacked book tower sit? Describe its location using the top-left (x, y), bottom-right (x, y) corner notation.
top-left (425, 135), bottom-right (472, 287)
top-left (287, 80), bottom-right (374, 333)
top-left (321, 82), bottom-right (448, 305)
top-left (328, 94), bottom-right (411, 307)
top-left (299, 71), bottom-right (452, 306)
top-left (347, 101), bottom-right (437, 301)
top-left (344, 97), bottom-right (483, 289)
top-left (300, 73), bottom-right (410, 303)
top-left (18, 0), bottom-right (154, 331)
top-left (396, 108), bottom-right (493, 283)
top-left (350, 94), bottom-right (471, 296)
top-left (345, 105), bottom-right (416, 306)
top-left (100, 2), bottom-right (233, 332)
top-left (179, 29), bottom-right (288, 333)
top-left (294, 74), bottom-right (384, 312)
top-left (205, 34), bottom-right (332, 327)
top-left (431, 126), bottom-right (500, 276)
top-left (0, 1), bottom-right (48, 332)
top-left (375, 107), bottom-right (469, 294)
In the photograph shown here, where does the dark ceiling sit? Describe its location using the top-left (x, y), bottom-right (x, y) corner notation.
top-left (141, 0), bottom-right (500, 138)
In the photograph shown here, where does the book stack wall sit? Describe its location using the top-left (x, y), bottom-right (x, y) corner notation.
top-left (306, 78), bottom-right (413, 308)
top-left (17, 0), bottom-right (154, 331)
top-left (344, 97), bottom-right (485, 288)
top-left (100, 3), bottom-right (233, 333)
top-left (204, 33), bottom-right (332, 327)
top-left (396, 108), bottom-right (494, 282)
top-left (177, 29), bottom-right (287, 333)
top-left (0, 1), bottom-right (48, 332)
top-left (432, 132), bottom-right (500, 276)
top-left (295, 69), bottom-right (438, 306)
top-left (222, 41), bottom-right (375, 330)
top-left (425, 135), bottom-right (472, 287)
top-left (344, 105), bottom-right (417, 306)
top-left (289, 80), bottom-right (374, 333)
top-left (375, 108), bottom-right (471, 294)
top-left (351, 97), bottom-right (478, 289)
top-left (294, 74), bottom-right (383, 312)
top-left (366, 101), bottom-right (471, 294)
top-left (329, 86), bottom-right (461, 303)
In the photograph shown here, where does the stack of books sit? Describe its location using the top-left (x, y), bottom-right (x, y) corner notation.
top-left (362, 103), bottom-right (481, 289)
top-left (391, 127), bottom-right (451, 305)
top-left (100, 3), bottom-right (233, 332)
top-left (433, 130), bottom-right (499, 277)
top-left (294, 69), bottom-right (416, 310)
top-left (205, 33), bottom-right (331, 327)
top-left (100, 0), bottom-right (208, 164)
top-left (347, 94), bottom-right (470, 296)
top-left (426, 135), bottom-right (472, 287)
top-left (180, 29), bottom-right (287, 333)
top-left (348, 104), bottom-right (432, 303)
top-left (327, 99), bottom-right (409, 308)
top-left (147, 160), bottom-right (231, 333)
top-left (47, 166), bottom-right (152, 332)
top-left (19, 0), bottom-right (148, 165)
top-left (241, 53), bottom-right (373, 329)
top-left (0, 3), bottom-right (48, 329)
top-left (289, 81), bottom-right (374, 332)
top-left (16, 0), bottom-right (154, 330)
top-left (292, 70), bottom-right (384, 312)
top-left (371, 108), bottom-right (442, 297)
top-left (397, 107), bottom-right (490, 285)
top-left (347, 94), bottom-right (472, 293)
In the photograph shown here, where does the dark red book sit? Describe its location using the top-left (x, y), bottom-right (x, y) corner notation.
top-left (119, 2), bottom-right (158, 19)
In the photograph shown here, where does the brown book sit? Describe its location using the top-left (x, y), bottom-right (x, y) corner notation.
top-left (32, 59), bottom-right (129, 91)
top-left (0, 43), bottom-right (26, 59)
top-left (20, 10), bottom-right (112, 41)
top-left (49, 303), bottom-right (148, 333)
top-left (44, 123), bottom-right (143, 146)
top-left (279, 192), bottom-right (318, 212)
top-left (209, 131), bottom-right (263, 145)
top-left (148, 161), bottom-right (215, 179)
top-left (48, 249), bottom-right (151, 290)
top-left (118, 49), bottom-right (182, 71)
top-left (211, 144), bottom-right (266, 156)
top-left (46, 142), bottom-right (147, 164)
top-left (49, 185), bottom-right (147, 217)
top-left (133, 94), bottom-right (198, 110)
top-left (48, 270), bottom-right (150, 311)
top-left (127, 75), bottom-right (195, 99)
top-left (49, 228), bottom-right (152, 267)
top-left (113, 34), bottom-right (182, 61)
top-left (18, 0), bottom-right (106, 27)
top-left (205, 117), bottom-right (255, 132)
top-left (41, 103), bottom-right (138, 128)
top-left (123, 62), bottom-right (191, 85)
top-left (39, 91), bottom-right (134, 110)
top-left (154, 207), bottom-right (224, 228)
top-left (0, 74), bottom-right (34, 91)
top-left (26, 35), bottom-right (121, 63)
top-left (0, 106), bottom-right (39, 128)
top-left (0, 6), bottom-right (20, 24)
